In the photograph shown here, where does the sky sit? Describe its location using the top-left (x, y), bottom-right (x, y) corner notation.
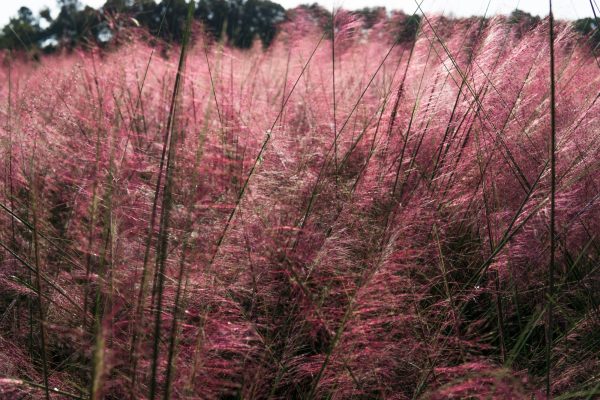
top-left (0, 0), bottom-right (597, 27)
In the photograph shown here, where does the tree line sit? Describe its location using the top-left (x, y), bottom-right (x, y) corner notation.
top-left (0, 0), bottom-right (286, 53)
top-left (0, 1), bottom-right (598, 54)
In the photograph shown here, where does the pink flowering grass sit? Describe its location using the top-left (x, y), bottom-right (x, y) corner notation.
top-left (0, 7), bottom-right (599, 400)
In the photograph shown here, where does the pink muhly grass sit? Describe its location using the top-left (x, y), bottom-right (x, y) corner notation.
top-left (0, 5), bottom-right (599, 400)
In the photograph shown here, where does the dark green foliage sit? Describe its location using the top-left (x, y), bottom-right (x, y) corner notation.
top-left (295, 3), bottom-right (331, 29)
top-left (232, 0), bottom-right (285, 48)
top-left (508, 9), bottom-right (541, 25)
top-left (146, 0), bottom-right (191, 42)
top-left (353, 7), bottom-right (386, 29)
top-left (508, 9), bottom-right (541, 35)
top-left (102, 0), bottom-right (136, 13)
top-left (195, 0), bottom-right (285, 47)
top-left (573, 17), bottom-right (600, 50)
top-left (45, 1), bottom-right (104, 49)
top-left (397, 14), bottom-right (421, 43)
top-left (504, 9), bottom-right (541, 40)
top-left (0, 7), bottom-right (43, 51)
top-left (195, 0), bottom-right (229, 39)
top-left (0, 0), bottom-right (285, 52)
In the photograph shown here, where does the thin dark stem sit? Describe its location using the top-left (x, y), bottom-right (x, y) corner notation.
top-left (30, 147), bottom-right (50, 400)
top-left (127, 4), bottom-right (178, 394)
top-left (148, 3), bottom-right (194, 398)
top-left (546, 1), bottom-right (557, 397)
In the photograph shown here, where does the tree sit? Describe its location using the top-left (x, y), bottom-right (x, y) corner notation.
top-left (508, 9), bottom-right (541, 37)
top-left (0, 0), bottom-right (287, 53)
top-left (0, 7), bottom-right (42, 50)
top-left (43, 0), bottom-right (103, 48)
top-left (353, 7), bottom-right (386, 29)
top-left (103, 0), bottom-right (136, 13)
top-left (193, 0), bottom-right (284, 47)
top-left (397, 14), bottom-right (420, 43)
top-left (195, 0), bottom-right (229, 41)
top-left (573, 18), bottom-right (600, 51)
top-left (225, 0), bottom-right (285, 48)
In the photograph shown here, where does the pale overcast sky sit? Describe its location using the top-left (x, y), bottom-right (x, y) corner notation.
top-left (0, 0), bottom-right (596, 27)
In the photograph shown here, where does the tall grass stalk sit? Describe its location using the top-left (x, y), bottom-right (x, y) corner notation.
top-left (148, 2), bottom-right (195, 398)
top-left (30, 138), bottom-right (50, 400)
top-left (546, 0), bottom-right (557, 396)
top-left (127, 5), bottom-right (178, 393)
top-left (90, 91), bottom-right (118, 400)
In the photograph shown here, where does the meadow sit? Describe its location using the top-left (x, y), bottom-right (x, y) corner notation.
top-left (0, 5), bottom-right (599, 399)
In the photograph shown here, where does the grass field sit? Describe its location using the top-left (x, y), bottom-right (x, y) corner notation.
top-left (0, 5), bottom-right (599, 399)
